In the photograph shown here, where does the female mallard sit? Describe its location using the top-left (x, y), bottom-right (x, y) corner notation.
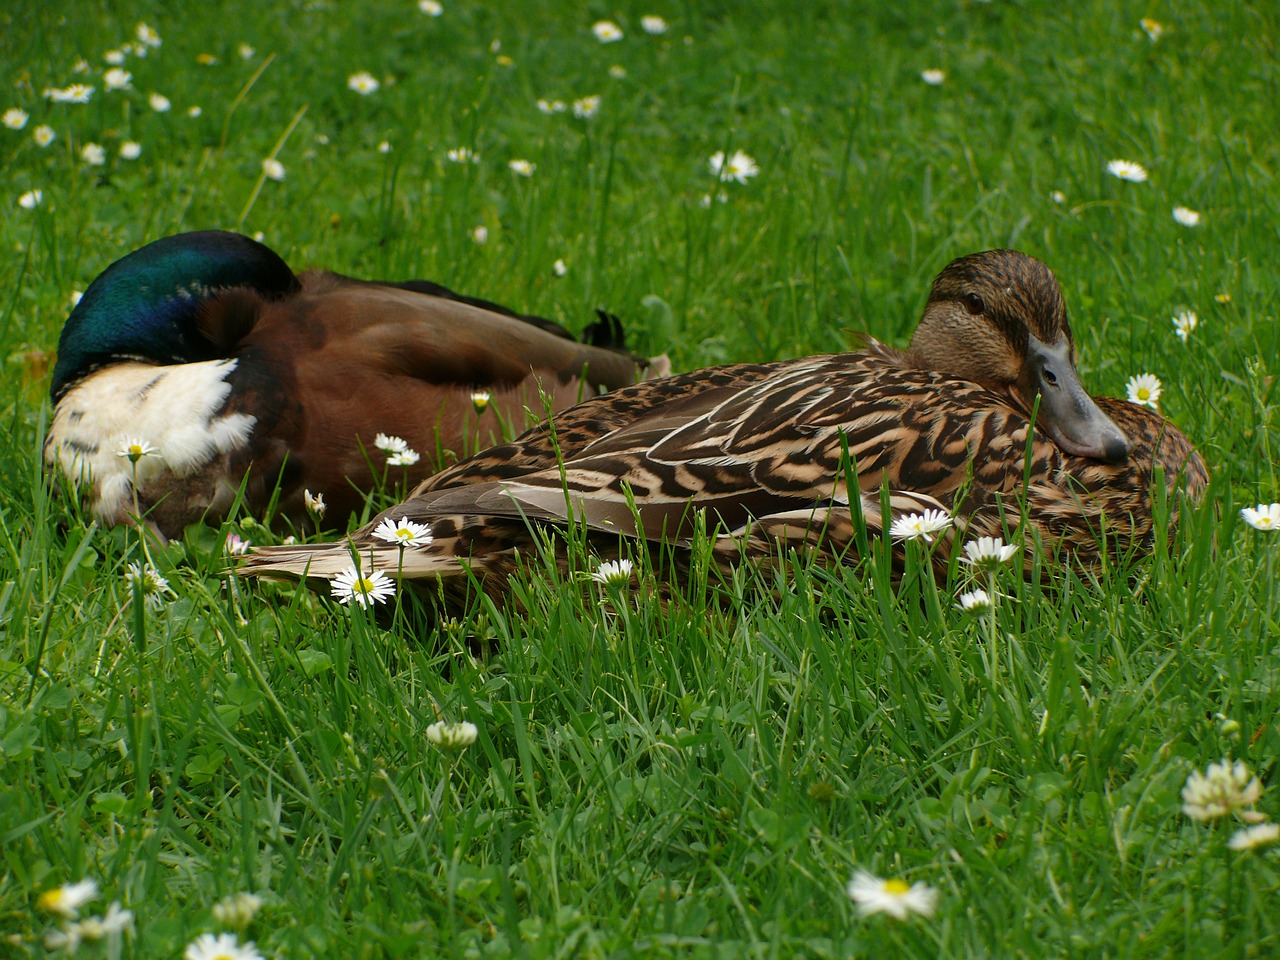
top-left (240, 250), bottom-right (1207, 604)
top-left (46, 230), bottom-right (655, 538)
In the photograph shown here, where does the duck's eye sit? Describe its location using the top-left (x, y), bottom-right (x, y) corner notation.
top-left (962, 292), bottom-right (986, 316)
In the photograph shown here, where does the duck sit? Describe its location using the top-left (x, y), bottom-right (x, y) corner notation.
top-left (238, 249), bottom-right (1208, 609)
top-left (45, 230), bottom-right (658, 539)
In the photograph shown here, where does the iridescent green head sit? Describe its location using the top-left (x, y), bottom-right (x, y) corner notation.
top-left (51, 230), bottom-right (300, 400)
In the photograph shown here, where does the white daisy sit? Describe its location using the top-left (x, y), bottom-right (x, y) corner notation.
top-left (37, 879), bottom-right (99, 918)
top-left (446, 146), bottom-right (478, 164)
top-left (374, 432), bottom-right (409, 453)
top-left (104, 49), bottom-right (127, 65)
top-left (847, 870), bottom-right (938, 919)
top-left (184, 932), bottom-right (263, 960)
top-left (347, 71), bottom-right (380, 95)
top-left (304, 489), bottom-right (326, 518)
top-left (956, 589), bottom-right (993, 612)
top-left (471, 390), bottom-right (491, 412)
top-left (81, 142), bottom-right (106, 166)
top-left (536, 98), bottom-right (567, 114)
top-left (46, 84), bottom-right (95, 104)
top-left (609, 64), bottom-right (627, 79)
top-left (119, 141), bottom-right (141, 159)
top-left (961, 536), bottom-right (1018, 570)
top-left (262, 158), bottom-right (285, 181)
top-left (149, 92), bottom-right (171, 112)
top-left (3, 107), bottom-right (28, 129)
top-left (572, 95), bottom-right (601, 119)
top-left (103, 68), bottom-right (132, 91)
top-left (331, 566), bottom-right (396, 607)
top-left (1182, 757), bottom-right (1266, 822)
top-left (76, 901), bottom-right (135, 940)
top-left (124, 562), bottom-right (172, 609)
top-left (387, 448), bottom-right (421, 467)
top-left (212, 892), bottom-right (263, 929)
top-left (419, 0), bottom-right (444, 15)
top-left (920, 69), bottom-right (946, 85)
top-left (641, 15), bottom-right (668, 34)
top-left (1173, 206), bottom-right (1201, 227)
top-left (1172, 310), bottom-right (1198, 342)
top-left (33, 124), bottom-right (55, 147)
top-left (372, 516), bottom-right (433, 548)
top-left (708, 149), bottom-right (760, 184)
top-left (239, 43), bottom-right (256, 60)
top-left (1049, 190), bottom-right (1067, 204)
top-left (592, 20), bottom-right (624, 43)
top-left (591, 558), bottom-right (635, 586)
top-left (187, 105), bottom-right (202, 117)
top-left (117, 437), bottom-right (158, 462)
top-left (426, 720), bottom-right (478, 750)
top-left (1107, 159), bottom-right (1148, 182)
top-left (1140, 18), bottom-right (1163, 42)
top-left (1125, 373), bottom-right (1162, 409)
top-left (1241, 503), bottom-right (1280, 532)
top-left (135, 22), bottom-right (161, 47)
top-left (553, 258), bottom-right (568, 276)
top-left (888, 508), bottom-right (953, 543)
top-left (508, 158), bottom-right (535, 177)
top-left (470, 225), bottom-right (489, 245)
top-left (18, 189), bottom-right (42, 210)
top-left (377, 140), bottom-right (391, 153)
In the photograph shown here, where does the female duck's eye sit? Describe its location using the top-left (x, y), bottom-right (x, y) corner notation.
top-left (962, 292), bottom-right (986, 315)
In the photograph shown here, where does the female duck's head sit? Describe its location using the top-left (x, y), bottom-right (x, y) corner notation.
top-left (908, 249), bottom-right (1129, 463)
top-left (50, 230), bottom-right (300, 401)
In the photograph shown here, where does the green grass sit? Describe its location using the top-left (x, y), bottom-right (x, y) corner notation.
top-left (3, 1), bottom-right (1280, 956)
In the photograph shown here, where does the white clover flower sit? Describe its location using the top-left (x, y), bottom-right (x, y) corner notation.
top-left (125, 562), bottom-right (172, 609)
top-left (211, 892), bottom-right (264, 929)
top-left (419, 0), bottom-right (444, 15)
top-left (372, 516), bottom-right (433, 548)
top-left (1182, 758), bottom-right (1266, 822)
top-left (117, 438), bottom-right (158, 462)
top-left (1107, 159), bottom-right (1148, 182)
top-left (592, 20), bottom-right (624, 43)
top-left (888, 508), bottom-right (953, 543)
top-left (81, 142), bottom-right (106, 166)
top-left (149, 92), bottom-right (171, 112)
top-left (508, 158), bottom-right (535, 177)
top-left (18, 189), bottom-right (42, 210)
top-left (536, 98), bottom-right (567, 114)
top-left (185, 932), bottom-right (263, 960)
top-left (708, 149), bottom-right (760, 184)
top-left (426, 720), bottom-right (478, 750)
top-left (1173, 206), bottom-right (1201, 227)
top-left (471, 390), bottom-right (491, 412)
top-left (347, 71), bottom-right (380, 95)
top-left (136, 22), bottom-right (161, 47)
top-left (1140, 18), bottom-right (1163, 42)
top-left (119, 141), bottom-right (141, 160)
top-left (446, 146), bottom-right (478, 163)
top-left (33, 124), bottom-right (55, 147)
top-left (572, 95), bottom-right (601, 119)
top-left (38, 879), bottom-right (99, 918)
top-left (387, 448), bottom-right (421, 467)
top-left (847, 870), bottom-right (938, 919)
top-left (1125, 373), bottom-right (1162, 409)
top-left (239, 43), bottom-right (256, 60)
top-left (374, 432), bottom-right (409, 453)
top-left (304, 489), bottom-right (326, 518)
top-left (956, 589), bottom-right (993, 612)
top-left (591, 558), bottom-right (635, 586)
top-left (262, 158), bottom-right (285, 181)
top-left (641, 15), bottom-right (668, 34)
top-left (469, 225), bottom-right (489, 245)
top-left (331, 566), bottom-right (396, 607)
top-left (104, 49), bottom-right (127, 65)
top-left (1241, 503), bottom-right (1280, 532)
top-left (1172, 310), bottom-right (1198, 342)
top-left (920, 69), bottom-right (946, 85)
top-left (552, 258), bottom-right (568, 276)
top-left (961, 536), bottom-right (1018, 570)
top-left (103, 68), bottom-right (132, 91)
top-left (1229, 822), bottom-right (1280, 851)
top-left (3, 107), bottom-right (28, 129)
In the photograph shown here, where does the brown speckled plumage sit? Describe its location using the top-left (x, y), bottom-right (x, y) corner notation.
top-left (240, 250), bottom-right (1207, 605)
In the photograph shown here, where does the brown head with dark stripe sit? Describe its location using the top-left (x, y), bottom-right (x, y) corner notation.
top-left (906, 249), bottom-right (1129, 463)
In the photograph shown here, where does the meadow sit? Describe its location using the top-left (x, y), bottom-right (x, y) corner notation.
top-left (2, 1), bottom-right (1279, 956)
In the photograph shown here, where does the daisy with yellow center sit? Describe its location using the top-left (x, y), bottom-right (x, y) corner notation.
top-left (471, 390), bottom-right (491, 412)
top-left (38, 879), bottom-right (99, 917)
top-left (347, 71), bottom-right (380, 95)
top-left (372, 516), bottom-right (433, 548)
top-left (117, 437), bottom-right (158, 463)
top-left (1125, 373), bottom-right (1162, 409)
top-left (888, 508), bottom-right (952, 543)
top-left (847, 870), bottom-right (938, 919)
top-left (1172, 310), bottom-right (1198, 342)
top-left (304, 488), bottom-right (327, 518)
top-left (1241, 503), bottom-right (1280, 531)
top-left (331, 566), bottom-right (395, 607)
top-left (1107, 159), bottom-right (1148, 183)
top-left (184, 932), bottom-right (264, 960)
top-left (591, 558), bottom-right (634, 586)
top-left (592, 20), bottom-right (623, 43)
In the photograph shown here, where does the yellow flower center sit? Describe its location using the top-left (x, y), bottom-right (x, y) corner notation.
top-left (883, 878), bottom-right (911, 895)
top-left (37, 889), bottom-right (63, 911)
top-left (354, 577), bottom-right (375, 595)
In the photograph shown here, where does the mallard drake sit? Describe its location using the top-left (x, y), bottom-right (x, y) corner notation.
top-left (239, 249), bottom-right (1208, 606)
top-left (46, 230), bottom-right (656, 538)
